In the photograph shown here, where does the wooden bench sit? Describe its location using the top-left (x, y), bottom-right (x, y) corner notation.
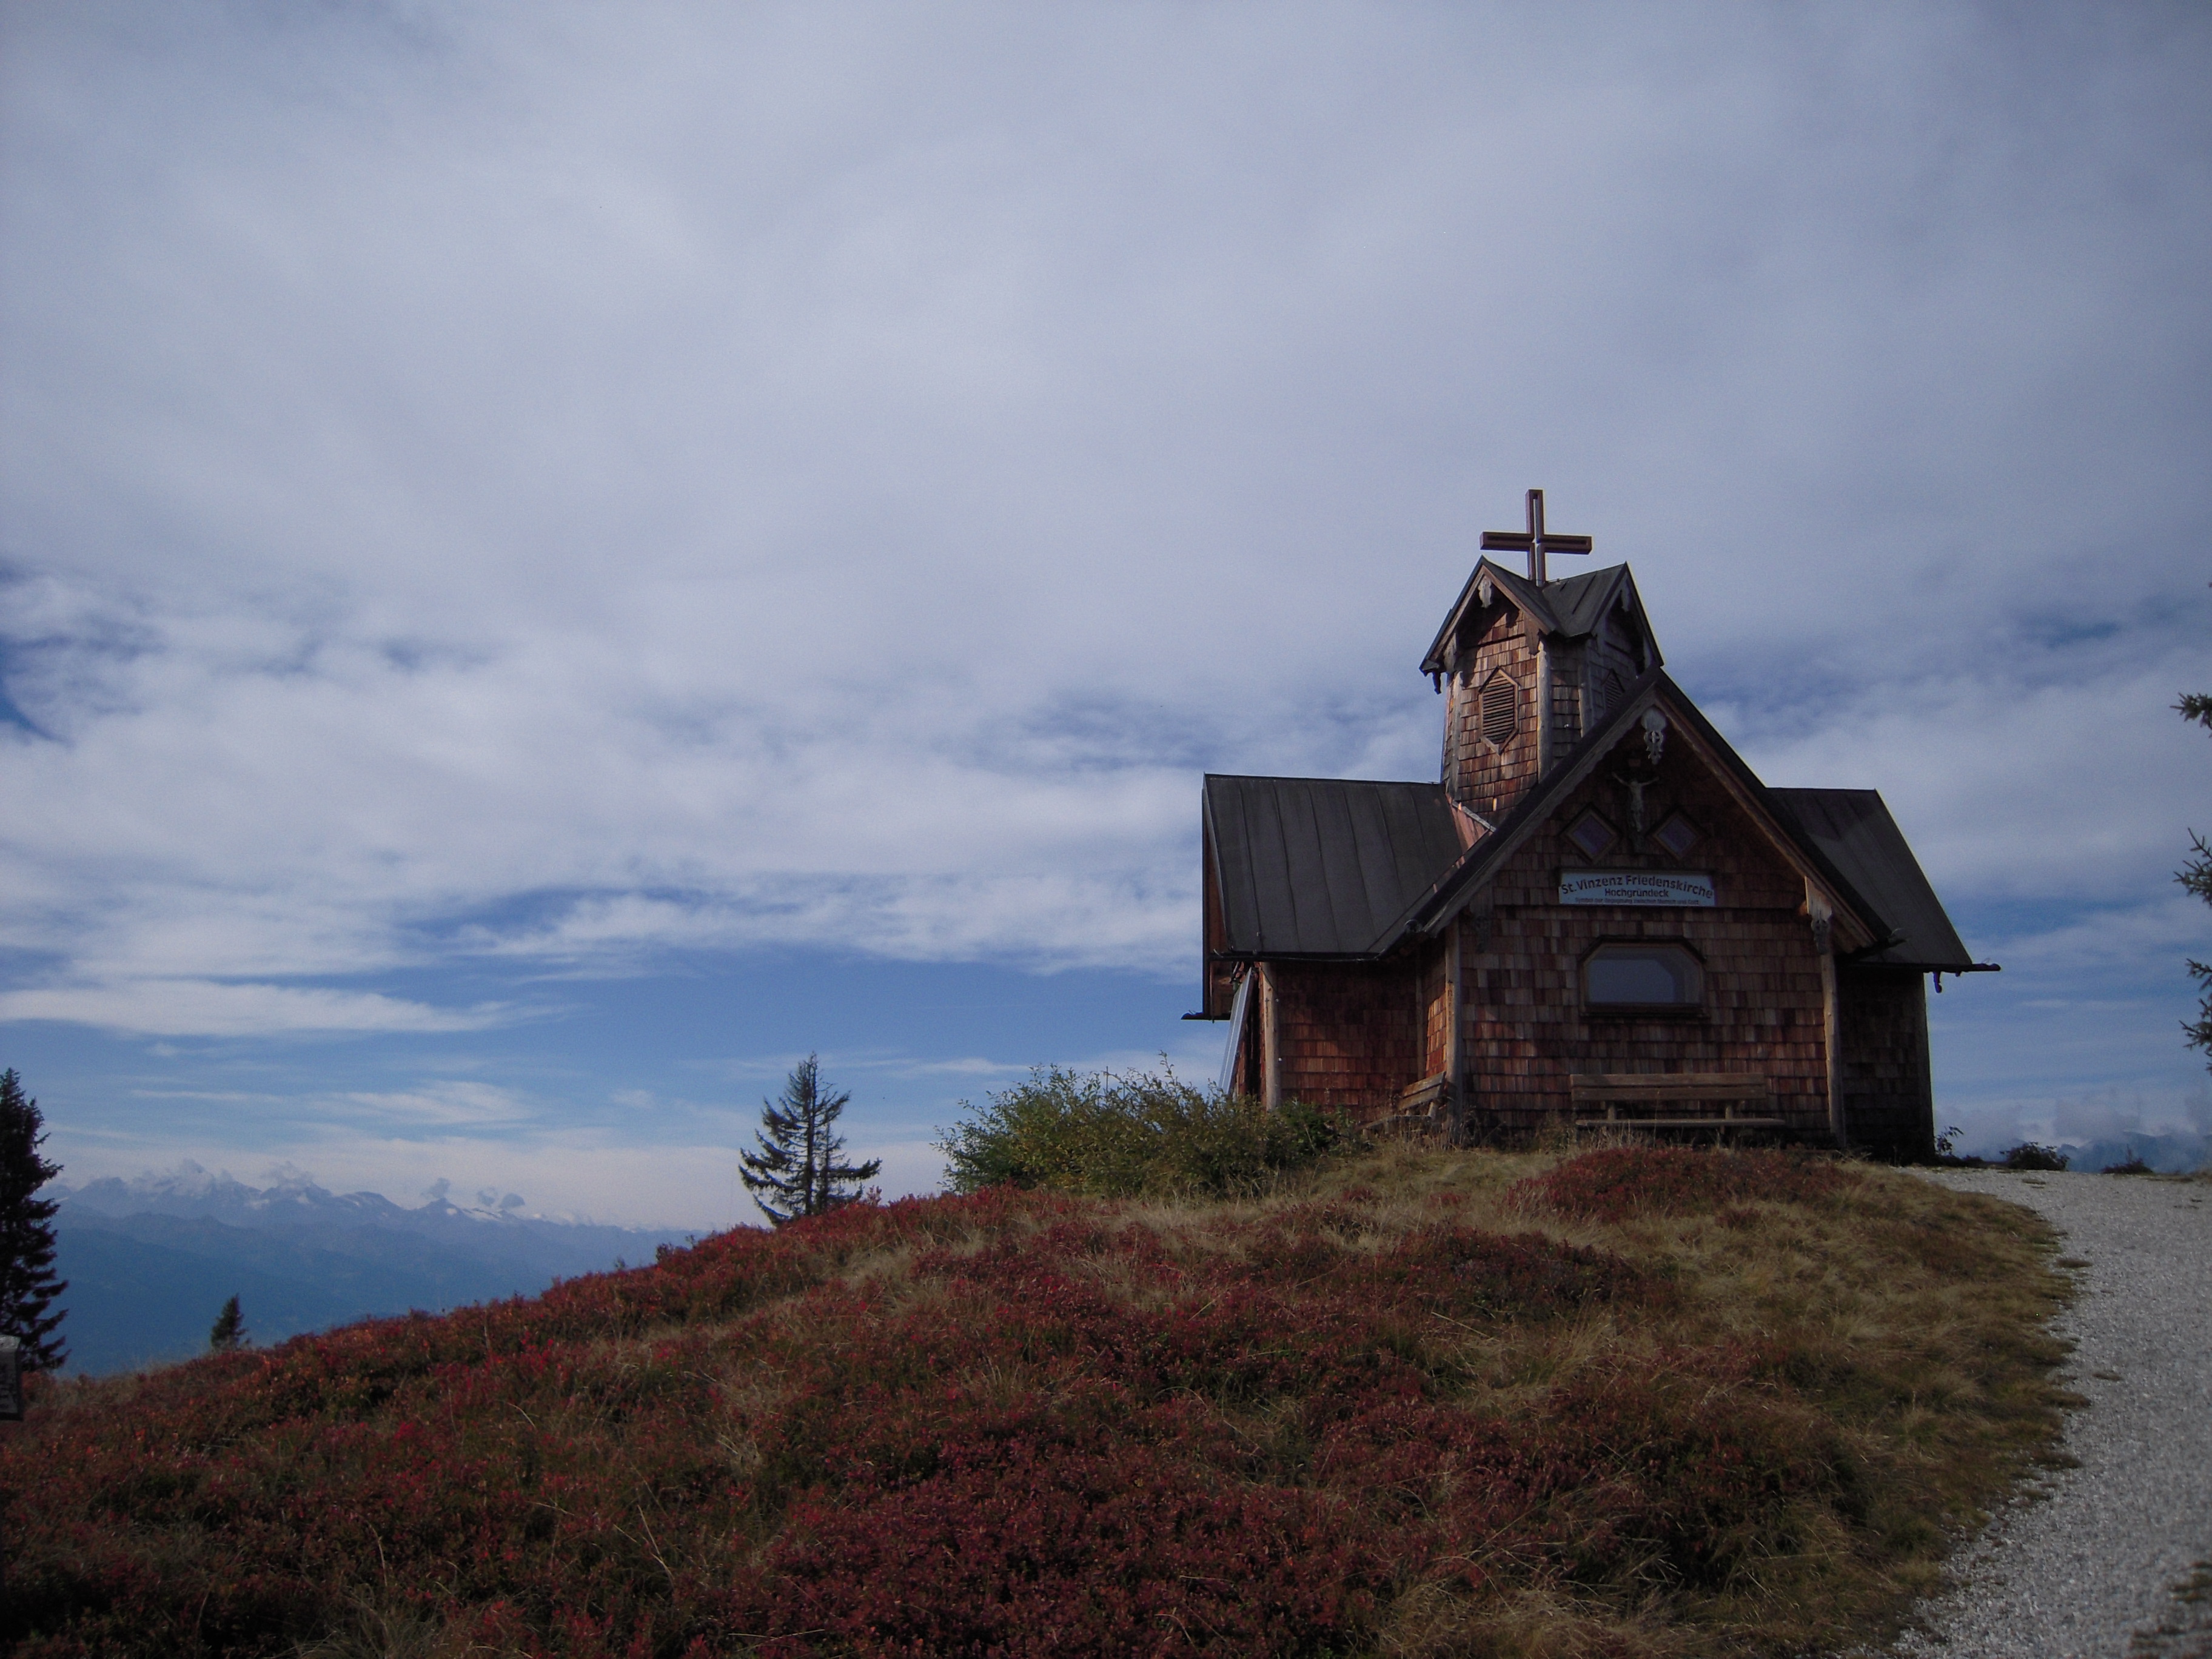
top-left (1359, 1073), bottom-right (1456, 1140)
top-left (1570, 1073), bottom-right (1784, 1136)
top-left (1397, 1073), bottom-right (1452, 1119)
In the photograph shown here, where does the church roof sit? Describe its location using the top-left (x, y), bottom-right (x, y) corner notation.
top-left (1202, 672), bottom-right (1986, 972)
top-left (1203, 775), bottom-right (1467, 957)
top-left (1767, 789), bottom-right (1977, 971)
top-left (1419, 558), bottom-right (1658, 679)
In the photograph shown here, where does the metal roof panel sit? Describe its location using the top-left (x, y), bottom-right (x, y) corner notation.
top-left (1767, 789), bottom-right (1977, 970)
top-left (1203, 775), bottom-right (1465, 956)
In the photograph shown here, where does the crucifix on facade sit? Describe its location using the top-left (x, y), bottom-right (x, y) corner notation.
top-left (1480, 488), bottom-right (1593, 585)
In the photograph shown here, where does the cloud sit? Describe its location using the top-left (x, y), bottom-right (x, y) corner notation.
top-left (1976, 893), bottom-right (2207, 974)
top-left (330, 1082), bottom-right (536, 1128)
top-left (0, 979), bottom-right (510, 1036)
top-left (451, 874), bottom-right (1196, 977)
top-left (0, 5), bottom-right (2205, 1212)
top-left (1728, 648), bottom-right (2211, 907)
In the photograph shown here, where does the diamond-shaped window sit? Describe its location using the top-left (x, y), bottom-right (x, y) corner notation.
top-left (1654, 813), bottom-right (1700, 857)
top-left (1567, 811), bottom-right (1618, 860)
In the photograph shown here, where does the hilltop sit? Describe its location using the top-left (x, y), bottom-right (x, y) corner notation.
top-left (4, 1145), bottom-right (2071, 1658)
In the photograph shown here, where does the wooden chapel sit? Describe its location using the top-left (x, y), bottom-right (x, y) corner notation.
top-left (1196, 492), bottom-right (1995, 1159)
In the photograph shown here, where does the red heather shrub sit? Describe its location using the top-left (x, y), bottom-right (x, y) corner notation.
top-left (4, 1181), bottom-right (1868, 1658)
top-left (759, 1427), bottom-right (1375, 1657)
top-left (1510, 1147), bottom-right (1854, 1224)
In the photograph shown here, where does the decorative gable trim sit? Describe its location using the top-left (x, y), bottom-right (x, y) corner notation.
top-left (1419, 558), bottom-right (1663, 679)
top-left (1377, 671), bottom-right (1888, 954)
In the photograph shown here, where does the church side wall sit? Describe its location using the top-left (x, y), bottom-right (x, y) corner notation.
top-left (1444, 605), bottom-right (1542, 820)
top-left (1268, 959), bottom-right (1425, 1118)
top-left (1837, 965), bottom-right (1935, 1161)
top-left (1458, 732), bottom-right (1832, 1139)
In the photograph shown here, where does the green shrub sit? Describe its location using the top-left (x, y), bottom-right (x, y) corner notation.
top-left (2001, 1142), bottom-right (2070, 1171)
top-left (936, 1065), bottom-right (1347, 1198)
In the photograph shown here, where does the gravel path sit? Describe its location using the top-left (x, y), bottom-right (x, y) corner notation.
top-left (1878, 1170), bottom-right (2212, 1659)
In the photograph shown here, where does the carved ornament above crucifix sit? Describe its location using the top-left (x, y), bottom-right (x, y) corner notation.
top-left (1480, 488), bottom-right (1593, 585)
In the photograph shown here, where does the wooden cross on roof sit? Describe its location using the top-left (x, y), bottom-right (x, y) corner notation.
top-left (1480, 488), bottom-right (1593, 585)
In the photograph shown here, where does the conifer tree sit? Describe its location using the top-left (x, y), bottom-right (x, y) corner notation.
top-left (2179, 692), bottom-right (2212, 1065)
top-left (0, 1068), bottom-right (67, 1372)
top-left (739, 1054), bottom-right (881, 1226)
top-left (208, 1295), bottom-right (246, 1352)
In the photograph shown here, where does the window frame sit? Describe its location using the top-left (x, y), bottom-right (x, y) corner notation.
top-left (1579, 938), bottom-right (1708, 1019)
top-left (1566, 809), bottom-right (1620, 860)
top-left (1475, 667), bottom-right (1520, 751)
top-left (1652, 810), bottom-right (1702, 860)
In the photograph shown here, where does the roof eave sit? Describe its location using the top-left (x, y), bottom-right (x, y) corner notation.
top-left (1207, 948), bottom-right (1398, 965)
top-left (1419, 558), bottom-right (1564, 677)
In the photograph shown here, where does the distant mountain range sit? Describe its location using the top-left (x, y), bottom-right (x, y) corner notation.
top-left (52, 1165), bottom-right (699, 1376)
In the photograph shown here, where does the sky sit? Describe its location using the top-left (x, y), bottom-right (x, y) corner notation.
top-left (2, 2), bottom-right (2207, 1228)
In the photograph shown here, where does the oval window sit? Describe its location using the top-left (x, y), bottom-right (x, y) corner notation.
top-left (1584, 943), bottom-right (1703, 1010)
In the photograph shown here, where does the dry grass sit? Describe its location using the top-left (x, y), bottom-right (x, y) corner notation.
top-left (1290, 1145), bottom-right (2074, 1654)
top-left (4, 1145), bottom-right (2074, 1658)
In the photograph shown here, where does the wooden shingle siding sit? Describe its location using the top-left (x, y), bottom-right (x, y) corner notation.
top-left (1445, 605), bottom-right (1542, 820)
top-left (1269, 959), bottom-right (1424, 1116)
top-left (1837, 965), bottom-right (1936, 1159)
top-left (1459, 726), bottom-right (1832, 1141)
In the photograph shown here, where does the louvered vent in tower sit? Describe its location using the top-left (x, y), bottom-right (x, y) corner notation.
top-left (1480, 674), bottom-right (1517, 746)
top-left (1596, 669), bottom-right (1625, 720)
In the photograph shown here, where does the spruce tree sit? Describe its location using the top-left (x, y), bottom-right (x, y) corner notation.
top-left (2179, 692), bottom-right (2212, 1065)
top-left (208, 1295), bottom-right (246, 1352)
top-left (739, 1054), bottom-right (882, 1226)
top-left (0, 1068), bottom-right (67, 1372)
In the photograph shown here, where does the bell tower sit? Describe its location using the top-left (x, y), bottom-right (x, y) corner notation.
top-left (1420, 495), bottom-right (1660, 825)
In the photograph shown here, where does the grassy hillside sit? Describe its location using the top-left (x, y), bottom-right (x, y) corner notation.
top-left (1, 1145), bottom-right (2071, 1658)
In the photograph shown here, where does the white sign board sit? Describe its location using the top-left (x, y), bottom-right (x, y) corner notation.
top-left (1558, 870), bottom-right (1716, 907)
